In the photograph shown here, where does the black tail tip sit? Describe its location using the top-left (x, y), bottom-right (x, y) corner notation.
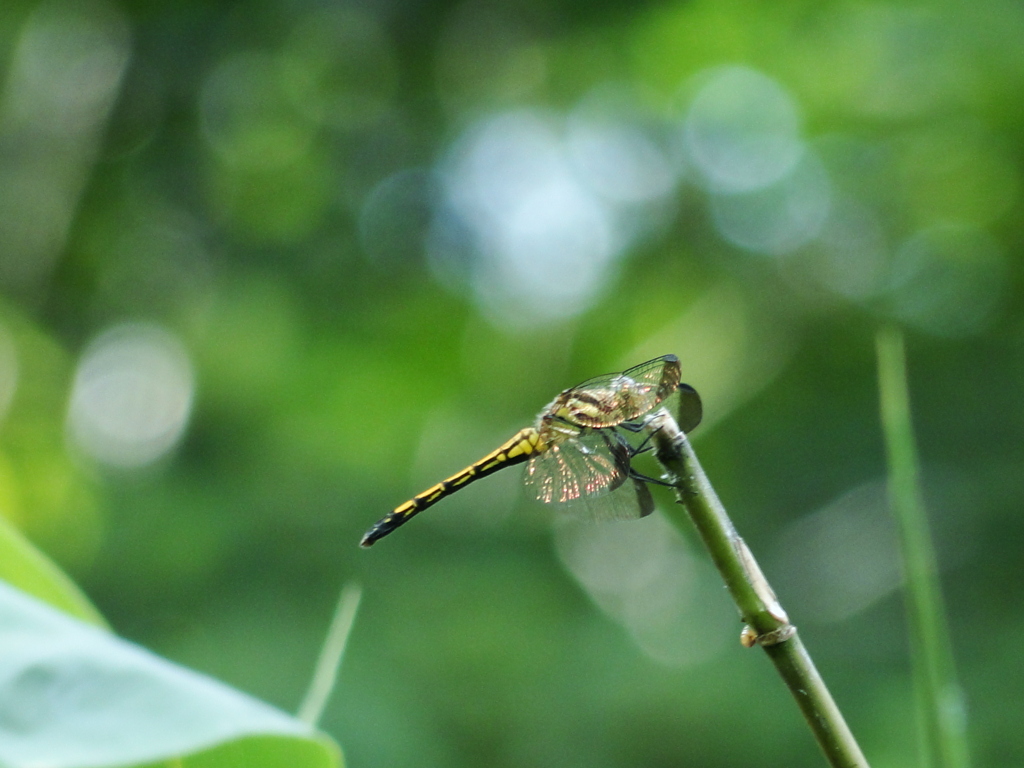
top-left (359, 516), bottom-right (399, 548)
top-left (359, 533), bottom-right (376, 548)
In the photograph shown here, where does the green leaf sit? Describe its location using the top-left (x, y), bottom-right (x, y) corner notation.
top-left (0, 514), bottom-right (105, 626)
top-left (0, 581), bottom-right (342, 768)
top-left (137, 733), bottom-right (340, 768)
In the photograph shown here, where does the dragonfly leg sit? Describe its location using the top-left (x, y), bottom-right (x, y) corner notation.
top-left (622, 419), bottom-right (665, 455)
top-left (616, 419), bottom-right (647, 433)
top-left (608, 425), bottom-right (675, 487)
top-left (627, 467), bottom-right (679, 489)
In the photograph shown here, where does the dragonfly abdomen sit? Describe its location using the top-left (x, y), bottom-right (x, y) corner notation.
top-left (359, 427), bottom-right (545, 547)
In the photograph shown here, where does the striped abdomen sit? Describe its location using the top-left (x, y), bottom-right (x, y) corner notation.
top-left (360, 427), bottom-right (546, 547)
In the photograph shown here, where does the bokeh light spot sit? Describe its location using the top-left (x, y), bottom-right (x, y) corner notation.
top-left (807, 195), bottom-right (890, 299)
top-left (359, 169), bottom-right (439, 264)
top-left (769, 482), bottom-right (900, 623)
top-left (566, 85), bottom-right (678, 205)
top-left (437, 110), bottom-right (623, 327)
top-left (884, 224), bottom-right (1008, 337)
top-left (199, 52), bottom-right (314, 169)
top-left (4, 0), bottom-right (130, 137)
top-left (710, 150), bottom-right (831, 256)
top-left (0, 0), bottom-right (130, 294)
top-left (67, 324), bottom-right (194, 468)
top-left (556, 514), bottom-right (730, 667)
top-left (684, 66), bottom-right (804, 193)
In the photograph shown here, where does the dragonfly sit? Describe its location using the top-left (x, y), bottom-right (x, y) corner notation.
top-left (360, 354), bottom-right (702, 547)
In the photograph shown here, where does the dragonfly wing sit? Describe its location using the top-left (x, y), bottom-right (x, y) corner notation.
top-left (676, 383), bottom-right (703, 434)
top-left (631, 476), bottom-right (656, 518)
top-left (556, 476), bottom-right (655, 522)
top-left (524, 430), bottom-right (628, 503)
top-left (642, 382), bottom-right (702, 435)
top-left (525, 431), bottom-right (650, 521)
top-left (552, 355), bottom-right (682, 429)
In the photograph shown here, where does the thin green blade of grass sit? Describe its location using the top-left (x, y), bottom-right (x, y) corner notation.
top-left (875, 327), bottom-right (970, 768)
top-left (298, 583), bottom-right (363, 728)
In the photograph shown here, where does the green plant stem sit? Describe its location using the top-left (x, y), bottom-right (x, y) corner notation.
top-left (649, 411), bottom-right (869, 768)
top-left (875, 326), bottom-right (969, 768)
top-left (298, 582), bottom-right (362, 727)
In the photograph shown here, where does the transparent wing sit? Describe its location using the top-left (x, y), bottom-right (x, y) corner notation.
top-left (524, 430), bottom-right (650, 521)
top-left (638, 382), bottom-right (703, 435)
top-left (584, 354), bottom-right (679, 393)
top-left (550, 355), bottom-right (682, 429)
top-left (524, 430), bottom-right (627, 503)
top-left (554, 476), bottom-right (655, 522)
top-left (676, 382), bottom-right (703, 434)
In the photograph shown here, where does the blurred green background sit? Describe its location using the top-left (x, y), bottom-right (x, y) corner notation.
top-left (0, 0), bottom-right (1021, 765)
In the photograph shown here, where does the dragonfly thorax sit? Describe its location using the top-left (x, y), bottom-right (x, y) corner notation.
top-left (536, 411), bottom-right (584, 444)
